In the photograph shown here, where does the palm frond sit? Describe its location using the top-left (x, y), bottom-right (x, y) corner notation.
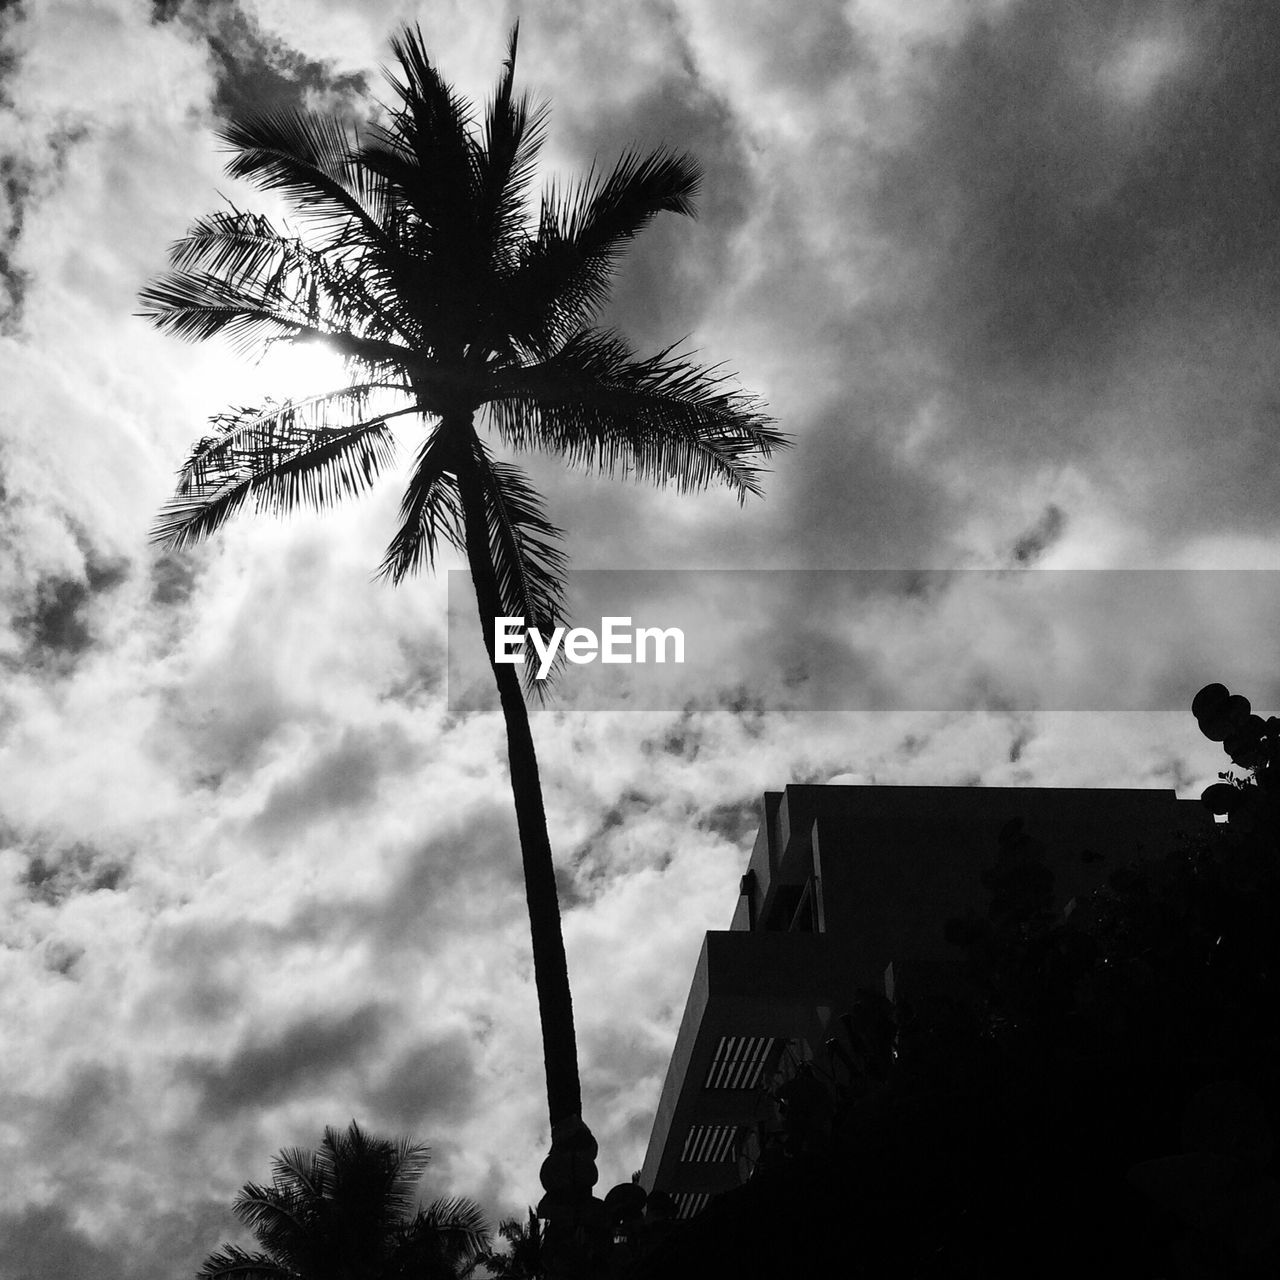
top-left (220, 110), bottom-right (389, 247)
top-left (473, 444), bottom-right (569, 694)
top-left (314, 1121), bottom-right (430, 1217)
top-left (195, 1243), bottom-right (295, 1280)
top-left (503, 148), bottom-right (701, 351)
top-left (496, 1208), bottom-right (541, 1247)
top-left (376, 424), bottom-right (466, 585)
top-left (487, 329), bottom-right (786, 502)
top-left (474, 444), bottom-right (567, 629)
top-left (412, 1195), bottom-right (492, 1263)
top-left (479, 24), bottom-right (548, 254)
top-left (232, 1182), bottom-right (314, 1264)
top-left (140, 251), bottom-right (421, 369)
top-left (482, 1208), bottom-right (542, 1278)
top-left (151, 388), bottom-right (405, 548)
top-left (137, 268), bottom-right (320, 354)
top-left (168, 207), bottom-right (299, 289)
top-left (166, 211), bottom-right (406, 346)
top-left (198, 1123), bottom-right (486, 1280)
top-left (272, 1146), bottom-right (329, 1204)
top-left (373, 1130), bottom-right (434, 1221)
top-left (364, 25), bottom-right (480, 243)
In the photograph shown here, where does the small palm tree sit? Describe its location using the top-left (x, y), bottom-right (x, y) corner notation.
top-left (140, 24), bottom-right (782, 1156)
top-left (478, 1208), bottom-right (544, 1278)
top-left (196, 1120), bottom-right (489, 1279)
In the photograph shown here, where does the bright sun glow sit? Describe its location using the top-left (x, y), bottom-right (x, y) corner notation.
top-left (255, 339), bottom-right (357, 403)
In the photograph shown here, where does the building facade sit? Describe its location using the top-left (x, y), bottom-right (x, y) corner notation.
top-left (639, 783), bottom-right (1212, 1218)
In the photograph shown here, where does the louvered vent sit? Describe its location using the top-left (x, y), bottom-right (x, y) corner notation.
top-left (703, 1035), bottom-right (775, 1089)
top-left (680, 1124), bottom-right (739, 1163)
top-left (672, 1191), bottom-right (711, 1220)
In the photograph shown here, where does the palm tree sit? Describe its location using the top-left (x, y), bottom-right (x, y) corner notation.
top-left (478, 1209), bottom-right (544, 1278)
top-left (196, 1120), bottom-right (490, 1279)
top-left (140, 24), bottom-right (783, 1157)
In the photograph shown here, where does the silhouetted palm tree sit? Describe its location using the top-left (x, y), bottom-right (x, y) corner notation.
top-left (140, 25), bottom-right (782, 1145)
top-left (196, 1120), bottom-right (489, 1279)
top-left (478, 1208), bottom-right (544, 1278)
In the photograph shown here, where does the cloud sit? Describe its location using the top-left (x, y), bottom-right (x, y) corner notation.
top-left (858, 0), bottom-right (1280, 544)
top-left (179, 1003), bottom-right (391, 1119)
top-left (556, 54), bottom-right (757, 356)
top-left (877, 0), bottom-right (1280, 380)
top-left (21, 841), bottom-right (126, 906)
top-left (363, 1031), bottom-right (479, 1133)
top-left (148, 548), bottom-right (199, 606)
top-left (153, 0), bottom-right (371, 119)
top-left (0, 1198), bottom-right (234, 1280)
top-left (0, 157), bottom-right (31, 329)
top-left (10, 540), bottom-right (130, 665)
top-left (0, 1203), bottom-right (128, 1280)
top-left (0, 4), bottom-right (1273, 1278)
top-left (249, 722), bottom-right (417, 838)
top-left (1011, 503), bottom-right (1067, 565)
top-left (0, 4), bottom-right (29, 327)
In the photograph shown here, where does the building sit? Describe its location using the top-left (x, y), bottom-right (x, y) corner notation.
top-left (639, 783), bottom-right (1212, 1218)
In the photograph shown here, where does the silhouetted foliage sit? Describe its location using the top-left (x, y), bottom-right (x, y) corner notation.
top-left (196, 1121), bottom-right (490, 1280)
top-left (478, 1209), bottom-right (543, 1279)
top-left (633, 693), bottom-right (1280, 1278)
top-left (1195, 682), bottom-right (1280, 849)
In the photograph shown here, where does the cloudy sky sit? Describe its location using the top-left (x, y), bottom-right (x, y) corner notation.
top-left (2, 0), bottom-right (1278, 1273)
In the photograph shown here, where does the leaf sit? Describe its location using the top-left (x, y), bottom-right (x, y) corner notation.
top-left (488, 329), bottom-right (785, 501)
top-left (375, 425), bottom-right (467, 584)
top-left (220, 109), bottom-right (390, 246)
top-left (151, 388), bottom-right (403, 547)
top-left (497, 148), bottom-right (700, 353)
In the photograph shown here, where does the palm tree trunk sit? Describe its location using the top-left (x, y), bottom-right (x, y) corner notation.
top-left (453, 424), bottom-right (583, 1131)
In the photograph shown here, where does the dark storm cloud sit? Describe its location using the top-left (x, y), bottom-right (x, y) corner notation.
top-left (1, 3), bottom-right (33, 331)
top-left (283, 807), bottom-right (524, 955)
top-left (358, 811), bottom-right (524, 941)
top-left (0, 1204), bottom-right (126, 1280)
top-left (0, 1200), bottom-right (229, 1280)
top-left (0, 153), bottom-right (31, 331)
top-left (22, 840), bottom-right (126, 905)
top-left (579, 1022), bottom-right (673, 1151)
top-left (179, 1003), bottom-right (389, 1119)
top-left (0, 3), bottom-right (21, 104)
top-left (579, 79), bottom-right (756, 354)
top-left (876, 0), bottom-right (1280, 370)
top-left (164, 685), bottom-right (287, 787)
top-left (639, 694), bottom-right (772, 764)
top-left (751, 0), bottom-right (866, 88)
top-left (781, 406), bottom-right (959, 567)
top-left (572, 788), bottom-right (655, 853)
top-left (543, 8), bottom-right (756, 355)
top-left (566, 789), bottom-right (668, 897)
top-left (867, 0), bottom-right (1280, 505)
top-left (152, 0), bottom-right (368, 120)
top-left (363, 1032), bottom-right (479, 1133)
top-left (698, 795), bottom-right (762, 846)
top-left (1011, 503), bottom-right (1067, 564)
top-left (11, 544), bottom-right (130, 662)
top-left (640, 707), bottom-right (702, 761)
top-left (149, 549), bottom-right (199, 607)
top-left (0, 0), bottom-right (88, 332)
top-left (250, 724), bottom-right (417, 838)
top-left (0, 503), bottom-right (132, 663)
top-left (43, 1062), bottom-right (124, 1141)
